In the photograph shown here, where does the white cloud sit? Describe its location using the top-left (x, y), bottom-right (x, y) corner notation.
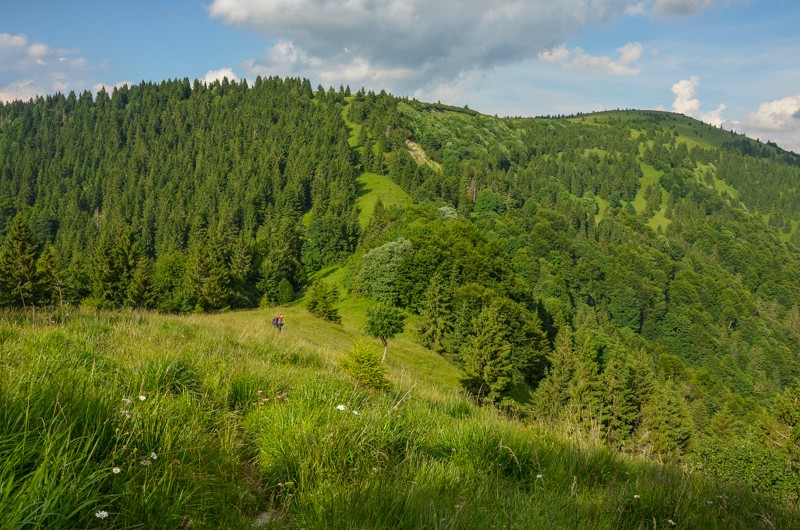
top-left (539, 42), bottom-right (644, 75)
top-left (652, 0), bottom-right (714, 19)
top-left (671, 76), bottom-right (730, 128)
top-left (204, 67), bottom-right (238, 84)
top-left (92, 81), bottom-right (133, 95)
top-left (671, 76), bottom-right (701, 116)
top-left (700, 103), bottom-right (727, 127)
top-left (0, 33), bottom-right (93, 102)
top-left (625, 2), bottom-right (649, 15)
top-left (209, 0), bottom-right (638, 90)
top-left (0, 79), bottom-right (37, 103)
top-left (28, 43), bottom-right (50, 59)
top-left (739, 93), bottom-right (800, 153)
top-left (745, 93), bottom-right (800, 132)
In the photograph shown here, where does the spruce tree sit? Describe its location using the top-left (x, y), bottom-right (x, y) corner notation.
top-left (0, 215), bottom-right (39, 308)
top-left (462, 303), bottom-right (516, 404)
top-left (306, 279), bottom-right (340, 323)
top-left (534, 326), bottom-right (576, 422)
top-left (36, 243), bottom-right (65, 306)
top-left (417, 273), bottom-right (452, 352)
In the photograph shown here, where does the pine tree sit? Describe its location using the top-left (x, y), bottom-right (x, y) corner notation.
top-left (36, 243), bottom-right (65, 306)
top-left (417, 273), bottom-right (452, 352)
top-left (602, 355), bottom-right (638, 449)
top-left (462, 303), bottom-right (517, 404)
top-left (306, 279), bottom-right (340, 323)
top-left (638, 385), bottom-right (694, 459)
top-left (0, 215), bottom-right (39, 308)
top-left (534, 326), bottom-right (576, 422)
top-left (185, 237), bottom-right (231, 312)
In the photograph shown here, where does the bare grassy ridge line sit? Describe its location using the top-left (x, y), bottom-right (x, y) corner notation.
top-left (341, 99), bottom-right (411, 228)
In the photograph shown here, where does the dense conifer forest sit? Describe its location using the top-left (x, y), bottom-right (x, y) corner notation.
top-left (3, 77), bottom-right (800, 509)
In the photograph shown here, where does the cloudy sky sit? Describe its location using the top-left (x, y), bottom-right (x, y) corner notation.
top-left (2, 0), bottom-right (799, 152)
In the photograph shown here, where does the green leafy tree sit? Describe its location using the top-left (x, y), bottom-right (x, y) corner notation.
top-left (364, 304), bottom-right (406, 362)
top-left (357, 238), bottom-right (412, 305)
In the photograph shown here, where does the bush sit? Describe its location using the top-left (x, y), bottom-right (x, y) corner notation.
top-left (340, 338), bottom-right (390, 390)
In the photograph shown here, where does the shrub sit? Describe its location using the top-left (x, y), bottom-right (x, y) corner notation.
top-left (340, 338), bottom-right (390, 390)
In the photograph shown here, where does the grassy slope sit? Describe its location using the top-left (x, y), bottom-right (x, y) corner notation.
top-left (2, 307), bottom-right (798, 529)
top-left (341, 100), bottom-right (412, 228)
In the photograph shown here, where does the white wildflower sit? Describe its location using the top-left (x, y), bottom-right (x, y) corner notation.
top-left (336, 404), bottom-right (347, 411)
top-left (352, 410), bottom-right (360, 416)
top-left (138, 395), bottom-right (146, 401)
top-left (112, 467), bottom-right (121, 474)
top-left (150, 452), bottom-right (157, 460)
top-left (95, 510), bottom-right (109, 519)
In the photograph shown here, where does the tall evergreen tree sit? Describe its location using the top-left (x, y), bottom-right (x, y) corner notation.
top-left (417, 273), bottom-right (453, 352)
top-left (462, 303), bottom-right (517, 404)
top-left (0, 214), bottom-right (39, 308)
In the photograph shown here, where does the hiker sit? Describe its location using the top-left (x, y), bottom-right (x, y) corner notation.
top-left (272, 314), bottom-right (284, 333)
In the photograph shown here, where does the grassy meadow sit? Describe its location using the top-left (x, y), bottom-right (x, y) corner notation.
top-left (1, 305), bottom-right (798, 529)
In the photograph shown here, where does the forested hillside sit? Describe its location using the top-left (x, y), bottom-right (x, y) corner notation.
top-left (3, 78), bottom-right (800, 505)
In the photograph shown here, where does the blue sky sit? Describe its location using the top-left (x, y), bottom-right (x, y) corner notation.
top-left (2, 0), bottom-right (799, 152)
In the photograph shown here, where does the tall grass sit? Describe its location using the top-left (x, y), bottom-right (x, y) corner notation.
top-left (0, 308), bottom-right (797, 528)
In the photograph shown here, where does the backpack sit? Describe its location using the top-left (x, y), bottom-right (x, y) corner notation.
top-left (272, 317), bottom-right (278, 328)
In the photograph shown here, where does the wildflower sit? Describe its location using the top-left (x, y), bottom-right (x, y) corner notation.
top-left (705, 500), bottom-right (714, 506)
top-left (150, 452), bottom-right (157, 460)
top-left (112, 467), bottom-right (121, 474)
top-left (138, 395), bottom-right (146, 401)
top-left (668, 519), bottom-right (676, 526)
top-left (352, 410), bottom-right (360, 416)
top-left (121, 409), bottom-right (131, 419)
top-left (277, 482), bottom-right (284, 488)
top-left (633, 495), bottom-right (640, 499)
top-left (95, 510), bottom-right (109, 519)
top-left (140, 459), bottom-right (151, 466)
top-left (257, 390), bottom-right (263, 395)
top-left (336, 404), bottom-right (347, 411)
top-left (536, 474), bottom-right (543, 479)
top-left (122, 398), bottom-right (132, 404)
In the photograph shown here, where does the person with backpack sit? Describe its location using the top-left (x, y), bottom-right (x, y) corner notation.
top-left (272, 314), bottom-right (284, 332)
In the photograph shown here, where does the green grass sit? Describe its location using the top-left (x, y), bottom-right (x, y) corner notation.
top-left (595, 196), bottom-right (611, 224)
top-left (356, 172), bottom-right (411, 227)
top-left (1, 307), bottom-right (798, 529)
top-left (632, 163), bottom-right (662, 214)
